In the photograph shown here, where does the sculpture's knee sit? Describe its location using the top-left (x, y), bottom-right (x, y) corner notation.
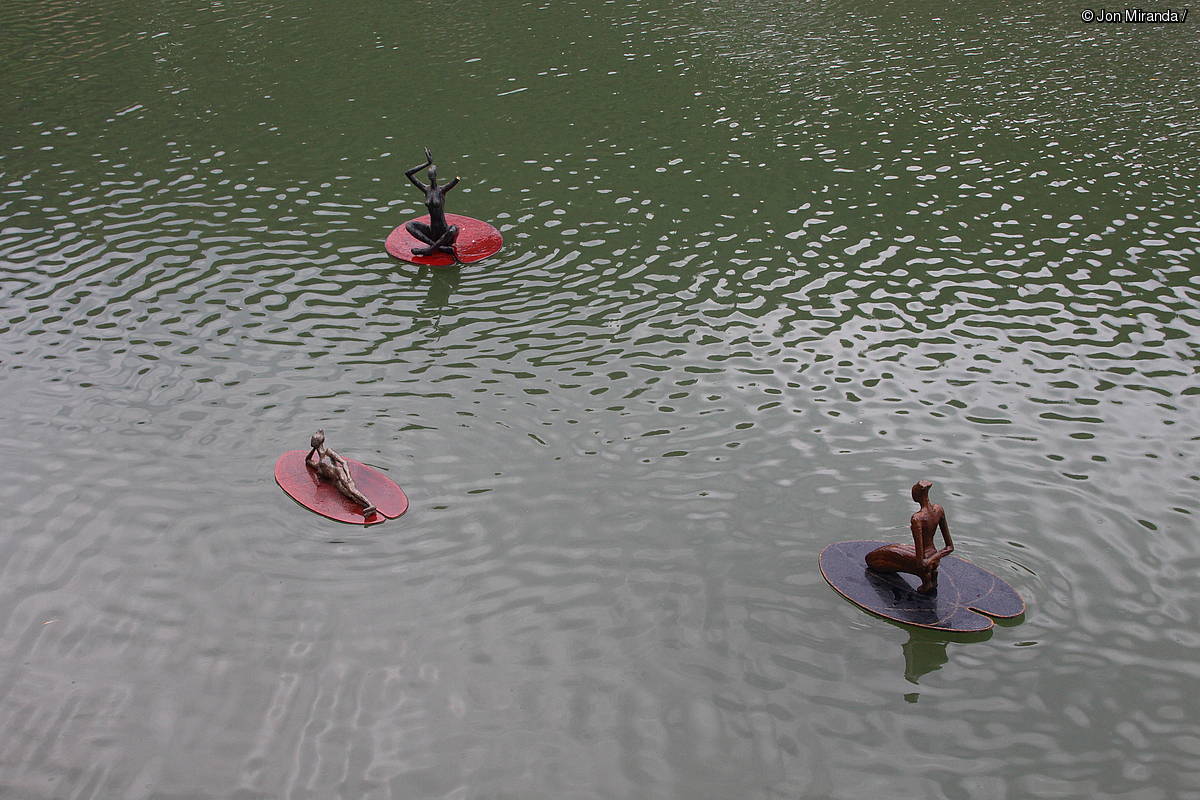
top-left (865, 546), bottom-right (897, 572)
top-left (407, 222), bottom-right (434, 244)
top-left (866, 543), bottom-right (916, 573)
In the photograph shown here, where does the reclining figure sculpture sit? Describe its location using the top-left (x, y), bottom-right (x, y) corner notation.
top-left (305, 429), bottom-right (376, 518)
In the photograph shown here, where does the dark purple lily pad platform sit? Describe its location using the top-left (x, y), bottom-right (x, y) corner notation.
top-left (819, 540), bottom-right (1024, 632)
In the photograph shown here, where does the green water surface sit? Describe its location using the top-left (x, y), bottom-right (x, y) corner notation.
top-left (1, 2), bottom-right (1198, 798)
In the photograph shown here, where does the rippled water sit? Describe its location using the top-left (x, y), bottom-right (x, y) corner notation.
top-left (2, 1), bottom-right (1198, 797)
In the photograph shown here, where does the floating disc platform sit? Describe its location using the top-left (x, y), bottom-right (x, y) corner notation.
top-left (275, 450), bottom-right (409, 525)
top-left (385, 214), bottom-right (503, 266)
top-left (819, 540), bottom-right (1024, 632)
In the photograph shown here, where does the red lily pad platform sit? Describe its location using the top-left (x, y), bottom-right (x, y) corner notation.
top-left (819, 540), bottom-right (1024, 632)
top-left (274, 450), bottom-right (409, 525)
top-left (385, 213), bottom-right (503, 266)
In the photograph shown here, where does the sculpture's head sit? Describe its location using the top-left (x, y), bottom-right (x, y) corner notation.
top-left (310, 429), bottom-right (326, 449)
top-left (911, 479), bottom-right (933, 504)
top-left (427, 163), bottom-right (438, 185)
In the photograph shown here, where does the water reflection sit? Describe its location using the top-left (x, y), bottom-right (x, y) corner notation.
top-left (900, 627), bottom-right (991, 686)
top-left (418, 263), bottom-right (462, 317)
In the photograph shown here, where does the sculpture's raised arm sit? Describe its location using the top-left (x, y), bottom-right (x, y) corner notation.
top-left (405, 149), bottom-right (433, 191)
top-left (307, 428), bottom-right (327, 463)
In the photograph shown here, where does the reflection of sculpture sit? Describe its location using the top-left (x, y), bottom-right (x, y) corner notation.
top-left (306, 430), bottom-right (376, 517)
top-left (865, 480), bottom-right (955, 593)
top-left (902, 633), bottom-right (951, 685)
top-left (405, 147), bottom-right (461, 258)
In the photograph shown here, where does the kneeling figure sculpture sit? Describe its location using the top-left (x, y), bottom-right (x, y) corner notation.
top-left (865, 479), bottom-right (955, 593)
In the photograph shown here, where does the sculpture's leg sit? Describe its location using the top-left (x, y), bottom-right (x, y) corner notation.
top-left (865, 543), bottom-right (919, 574)
top-left (918, 561), bottom-right (941, 594)
top-left (407, 221), bottom-right (437, 253)
top-left (916, 567), bottom-right (936, 594)
top-left (353, 493), bottom-right (377, 518)
top-left (439, 225), bottom-right (460, 250)
top-left (433, 224), bottom-right (460, 254)
top-left (337, 481), bottom-right (376, 517)
top-left (412, 224), bottom-right (459, 257)
top-left (314, 454), bottom-right (378, 518)
top-left (867, 543), bottom-right (938, 592)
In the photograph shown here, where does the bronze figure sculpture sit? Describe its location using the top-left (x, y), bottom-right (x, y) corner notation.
top-left (820, 480), bottom-right (1023, 631)
top-left (404, 147), bottom-right (461, 258)
top-left (305, 429), bottom-right (376, 518)
top-left (865, 480), bottom-right (955, 593)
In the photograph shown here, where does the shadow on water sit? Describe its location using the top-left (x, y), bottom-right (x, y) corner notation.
top-left (831, 574), bottom-right (1011, 697)
top-left (879, 596), bottom-right (1026, 700)
top-left (860, 571), bottom-right (1025, 692)
top-left (399, 261), bottom-right (463, 337)
top-left (899, 626), bottom-right (992, 688)
top-left (838, 566), bottom-right (1024, 694)
top-left (419, 264), bottom-right (462, 315)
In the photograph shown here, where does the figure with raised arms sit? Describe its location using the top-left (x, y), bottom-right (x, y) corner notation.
top-left (404, 147), bottom-right (461, 258)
